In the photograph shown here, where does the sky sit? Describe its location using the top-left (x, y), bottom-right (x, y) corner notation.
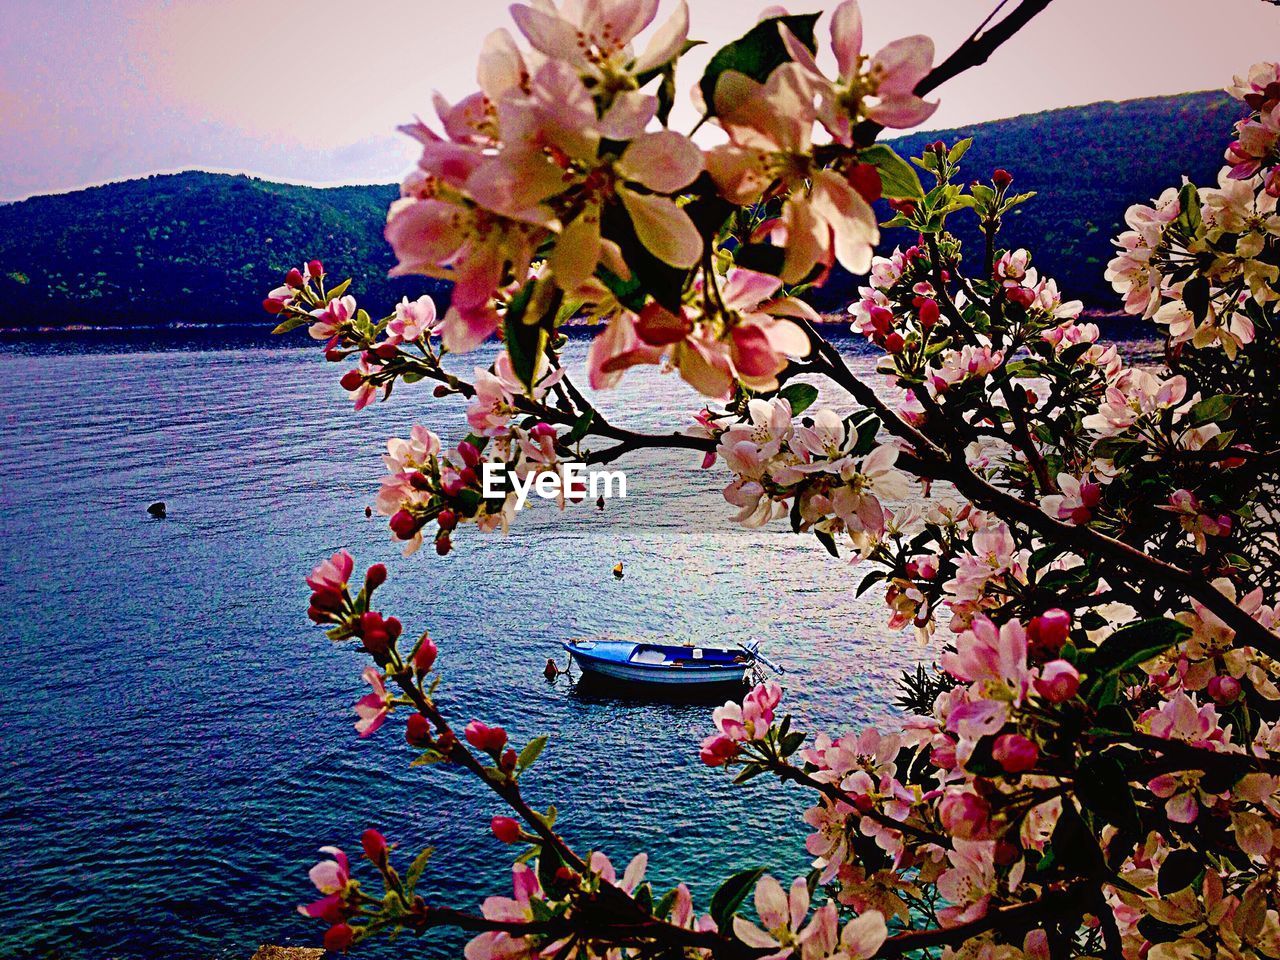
top-left (1, 0), bottom-right (1278, 201)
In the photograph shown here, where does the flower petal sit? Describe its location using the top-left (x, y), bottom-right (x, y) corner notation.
top-left (619, 188), bottom-right (703, 268)
top-left (618, 131), bottom-right (704, 193)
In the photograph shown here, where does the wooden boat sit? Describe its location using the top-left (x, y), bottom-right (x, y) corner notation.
top-left (562, 638), bottom-right (778, 687)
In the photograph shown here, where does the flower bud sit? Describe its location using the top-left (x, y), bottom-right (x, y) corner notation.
top-left (263, 298), bottom-right (286, 315)
top-left (845, 163), bottom-right (882, 203)
top-left (1207, 674), bottom-right (1242, 705)
top-left (285, 267), bottom-right (305, 289)
top-left (1035, 660), bottom-right (1080, 703)
top-left (407, 471), bottom-right (431, 491)
top-left (375, 342), bottom-right (399, 361)
top-left (413, 636), bottom-right (439, 674)
top-left (992, 733), bottom-right (1039, 773)
top-left (435, 730), bottom-right (457, 754)
top-left (457, 440), bottom-right (482, 468)
top-left (324, 924), bottom-right (355, 953)
top-left (868, 306), bottom-right (894, 336)
top-left (491, 816), bottom-right (521, 844)
top-left (433, 384), bottom-right (452, 398)
top-left (529, 422), bottom-right (556, 440)
top-left (917, 298), bottom-right (940, 330)
top-left (339, 369), bottom-right (365, 391)
top-left (1006, 286), bottom-right (1036, 308)
top-left (389, 508), bottom-right (423, 540)
top-left (307, 259), bottom-right (325, 280)
top-left (437, 508), bottom-right (457, 531)
top-left (405, 713), bottom-right (433, 748)
top-left (441, 471), bottom-right (465, 497)
top-left (1027, 609), bottom-right (1071, 655)
top-left (699, 732), bottom-right (741, 767)
top-left (325, 348), bottom-right (345, 362)
top-left (884, 332), bottom-right (905, 354)
top-left (500, 748), bottom-right (518, 773)
top-left (465, 720), bottom-right (508, 754)
top-left (435, 534), bottom-right (452, 556)
top-left (992, 168), bottom-right (1013, 189)
top-left (310, 585), bottom-right (346, 613)
top-left (364, 563), bottom-right (387, 591)
top-left (361, 829), bottom-right (388, 868)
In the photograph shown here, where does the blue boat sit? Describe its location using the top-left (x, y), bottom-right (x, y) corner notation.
top-left (562, 638), bottom-right (780, 687)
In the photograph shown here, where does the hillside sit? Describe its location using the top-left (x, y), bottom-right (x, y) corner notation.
top-left (0, 90), bottom-right (1243, 329)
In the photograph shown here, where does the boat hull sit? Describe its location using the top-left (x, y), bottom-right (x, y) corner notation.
top-left (563, 640), bottom-right (751, 687)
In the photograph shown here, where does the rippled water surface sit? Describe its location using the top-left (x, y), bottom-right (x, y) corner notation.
top-left (0, 328), bottom-right (1153, 959)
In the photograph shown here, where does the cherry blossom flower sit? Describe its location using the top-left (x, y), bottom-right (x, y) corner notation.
top-left (707, 64), bottom-right (878, 281)
top-left (780, 0), bottom-right (938, 141)
top-left (354, 667), bottom-right (393, 737)
top-left (299, 846), bottom-right (351, 922)
top-left (464, 864), bottom-right (543, 960)
top-left (732, 874), bottom-right (810, 959)
top-left (385, 295), bottom-right (439, 344)
top-left (309, 295), bottom-right (357, 342)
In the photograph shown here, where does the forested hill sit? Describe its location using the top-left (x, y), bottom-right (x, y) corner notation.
top-left (0, 90), bottom-right (1242, 330)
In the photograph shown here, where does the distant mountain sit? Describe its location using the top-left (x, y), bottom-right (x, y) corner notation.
top-left (0, 90), bottom-right (1243, 330)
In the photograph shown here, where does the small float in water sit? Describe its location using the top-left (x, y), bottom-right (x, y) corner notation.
top-left (562, 637), bottom-right (782, 689)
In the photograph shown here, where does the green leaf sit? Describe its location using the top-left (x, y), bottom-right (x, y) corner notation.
top-left (778, 383), bottom-right (818, 415)
top-left (517, 735), bottom-right (548, 773)
top-left (1182, 276), bottom-right (1210, 323)
top-left (1175, 182), bottom-right (1203, 237)
top-left (856, 569), bottom-right (884, 597)
top-left (502, 283), bottom-right (548, 391)
top-left (734, 242), bottom-right (787, 277)
top-left (1188, 393), bottom-right (1234, 426)
top-left (709, 867), bottom-right (766, 930)
top-left (654, 887), bottom-right (679, 920)
top-left (1158, 848), bottom-right (1204, 895)
top-left (404, 846), bottom-right (434, 894)
top-left (1083, 618), bottom-right (1190, 703)
top-left (814, 529), bottom-right (839, 558)
top-left (947, 138), bottom-right (973, 164)
top-left (698, 14), bottom-right (819, 116)
top-left (860, 145), bottom-right (925, 201)
top-left (270, 314), bottom-right (311, 335)
top-left (1075, 753), bottom-right (1140, 832)
top-left (326, 278), bottom-right (352, 300)
top-left (564, 410), bottom-right (595, 446)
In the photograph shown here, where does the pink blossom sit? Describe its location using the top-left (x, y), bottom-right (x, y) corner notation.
top-left (309, 295), bottom-right (357, 342)
top-left (1034, 660), bottom-right (1080, 703)
top-left (940, 615), bottom-right (1032, 697)
top-left (298, 846), bottom-right (351, 922)
top-left (307, 549), bottom-right (355, 594)
top-left (386, 295), bottom-right (439, 344)
top-left (354, 667), bottom-right (392, 737)
top-left (936, 838), bottom-right (997, 925)
top-left (706, 64), bottom-right (878, 281)
top-left (992, 733), bottom-right (1038, 773)
top-left (780, 0), bottom-right (937, 141)
top-left (1157, 489), bottom-right (1233, 554)
top-left (464, 864), bottom-right (543, 960)
top-left (732, 874), bottom-right (810, 959)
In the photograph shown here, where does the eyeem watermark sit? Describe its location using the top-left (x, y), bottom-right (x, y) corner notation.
top-left (482, 462), bottom-right (628, 510)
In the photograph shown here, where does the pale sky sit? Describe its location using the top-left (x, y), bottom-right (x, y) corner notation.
top-left (1, 0), bottom-right (1277, 200)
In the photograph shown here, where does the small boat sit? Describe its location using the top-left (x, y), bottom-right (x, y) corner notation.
top-left (562, 638), bottom-right (780, 688)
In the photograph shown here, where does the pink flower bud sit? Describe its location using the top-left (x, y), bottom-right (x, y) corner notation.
top-left (938, 790), bottom-right (991, 839)
top-left (263, 298), bottom-right (286, 315)
top-left (491, 816), bottom-right (521, 844)
top-left (307, 259), bottom-right (325, 280)
top-left (992, 733), bottom-right (1039, 773)
top-left (440, 471), bottom-right (465, 498)
top-left (435, 534), bottom-right (452, 556)
top-left (992, 169), bottom-right (1013, 189)
top-left (414, 637), bottom-right (439, 674)
top-left (324, 924), bottom-right (355, 953)
top-left (869, 306), bottom-right (894, 336)
top-left (1035, 660), bottom-right (1080, 703)
top-left (405, 713), bottom-right (433, 748)
top-left (361, 829), bottom-right (388, 868)
top-left (845, 162), bottom-right (882, 203)
top-left (1207, 674), bottom-right (1242, 705)
top-left (884, 332), bottom-right (905, 354)
top-left (433, 384), bottom-right (452, 398)
top-left (918, 298), bottom-right (940, 329)
top-left (699, 732), bottom-right (741, 767)
top-left (407, 471), bottom-right (431, 491)
top-left (499, 748), bottom-right (518, 773)
top-left (529, 422), bottom-right (556, 440)
top-left (457, 440), bottom-right (482, 468)
top-left (389, 509), bottom-right (422, 540)
top-left (325, 348), bottom-right (344, 362)
top-left (465, 720), bottom-right (508, 754)
top-left (374, 342), bottom-right (399, 361)
top-left (1028, 609), bottom-right (1071, 655)
top-left (339, 369), bottom-right (365, 391)
top-left (285, 267), bottom-right (305, 289)
top-left (1007, 286), bottom-right (1036, 308)
top-left (364, 563), bottom-right (387, 591)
